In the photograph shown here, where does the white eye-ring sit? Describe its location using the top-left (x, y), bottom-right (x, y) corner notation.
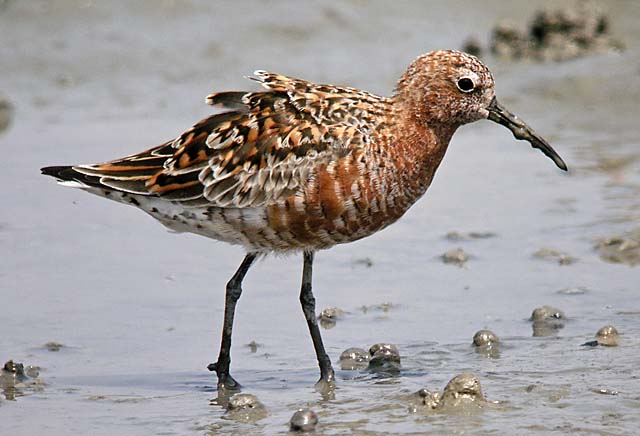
top-left (456, 77), bottom-right (475, 93)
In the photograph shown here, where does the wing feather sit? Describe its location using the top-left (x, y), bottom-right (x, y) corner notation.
top-left (66, 72), bottom-right (391, 208)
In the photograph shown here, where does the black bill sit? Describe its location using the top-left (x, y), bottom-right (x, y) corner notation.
top-left (487, 97), bottom-right (567, 171)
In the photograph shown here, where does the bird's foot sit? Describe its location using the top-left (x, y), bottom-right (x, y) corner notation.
top-left (314, 367), bottom-right (336, 393)
top-left (208, 361), bottom-right (242, 392)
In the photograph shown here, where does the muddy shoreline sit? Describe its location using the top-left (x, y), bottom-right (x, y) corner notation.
top-left (1, 1), bottom-right (639, 435)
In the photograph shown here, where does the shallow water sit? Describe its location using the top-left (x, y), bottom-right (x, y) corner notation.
top-left (1, 1), bottom-right (640, 435)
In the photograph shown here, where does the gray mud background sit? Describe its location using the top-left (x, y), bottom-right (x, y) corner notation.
top-left (1, 1), bottom-right (640, 435)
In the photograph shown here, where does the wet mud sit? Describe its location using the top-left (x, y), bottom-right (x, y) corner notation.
top-left (43, 341), bottom-right (65, 352)
top-left (1, 360), bottom-right (44, 401)
top-left (0, 95), bottom-right (12, 134)
top-left (318, 307), bottom-right (346, 329)
top-left (532, 247), bottom-right (577, 265)
top-left (595, 227), bottom-right (640, 266)
top-left (440, 248), bottom-right (470, 266)
top-left (408, 373), bottom-right (487, 414)
top-left (1, 1), bottom-right (640, 435)
top-left (222, 393), bottom-right (268, 422)
top-left (465, 3), bottom-right (625, 61)
top-left (444, 231), bottom-right (497, 241)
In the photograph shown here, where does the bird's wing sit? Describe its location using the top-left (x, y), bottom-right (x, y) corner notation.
top-left (72, 72), bottom-right (390, 208)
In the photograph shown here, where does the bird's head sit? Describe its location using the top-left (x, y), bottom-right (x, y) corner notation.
top-left (395, 50), bottom-right (567, 171)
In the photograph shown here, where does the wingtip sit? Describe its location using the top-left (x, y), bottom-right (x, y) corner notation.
top-left (41, 165), bottom-right (71, 178)
top-left (41, 165), bottom-right (96, 189)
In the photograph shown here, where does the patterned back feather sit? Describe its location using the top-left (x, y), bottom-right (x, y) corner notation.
top-left (72, 72), bottom-right (393, 209)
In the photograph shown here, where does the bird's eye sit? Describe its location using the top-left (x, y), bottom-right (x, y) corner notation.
top-left (456, 77), bottom-right (475, 93)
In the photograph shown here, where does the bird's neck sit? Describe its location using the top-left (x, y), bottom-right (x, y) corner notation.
top-left (389, 114), bottom-right (458, 202)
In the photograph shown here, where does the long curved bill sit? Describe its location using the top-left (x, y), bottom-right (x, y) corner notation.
top-left (487, 97), bottom-right (567, 171)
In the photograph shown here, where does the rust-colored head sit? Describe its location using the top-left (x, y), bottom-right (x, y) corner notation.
top-left (395, 50), bottom-right (567, 170)
top-left (395, 50), bottom-right (495, 125)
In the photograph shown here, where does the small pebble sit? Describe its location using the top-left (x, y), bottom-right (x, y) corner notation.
top-left (289, 408), bottom-right (318, 432)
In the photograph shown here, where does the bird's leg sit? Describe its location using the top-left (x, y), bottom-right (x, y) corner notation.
top-left (208, 252), bottom-right (257, 392)
top-left (299, 251), bottom-right (335, 390)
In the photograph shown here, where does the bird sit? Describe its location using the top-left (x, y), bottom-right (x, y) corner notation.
top-left (41, 50), bottom-right (567, 393)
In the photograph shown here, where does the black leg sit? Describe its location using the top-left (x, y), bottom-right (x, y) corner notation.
top-left (208, 252), bottom-right (257, 391)
top-left (299, 251), bottom-right (335, 389)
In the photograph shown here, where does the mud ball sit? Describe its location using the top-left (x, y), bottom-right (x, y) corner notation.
top-left (369, 343), bottom-right (399, 356)
top-left (225, 393), bottom-right (267, 422)
top-left (318, 307), bottom-right (345, 329)
top-left (441, 248), bottom-right (469, 265)
top-left (531, 305), bottom-right (565, 322)
top-left (531, 305), bottom-right (566, 337)
top-left (368, 343), bottom-right (401, 370)
top-left (24, 365), bottom-right (40, 378)
top-left (413, 388), bottom-right (440, 410)
top-left (289, 408), bottom-right (318, 432)
top-left (227, 393), bottom-right (263, 410)
top-left (339, 347), bottom-right (370, 370)
top-left (440, 373), bottom-right (485, 407)
top-left (472, 330), bottom-right (499, 347)
top-left (3, 360), bottom-right (24, 376)
top-left (596, 325), bottom-right (619, 346)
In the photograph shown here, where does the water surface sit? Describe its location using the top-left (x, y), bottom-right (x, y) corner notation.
top-left (1, 1), bottom-right (639, 435)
